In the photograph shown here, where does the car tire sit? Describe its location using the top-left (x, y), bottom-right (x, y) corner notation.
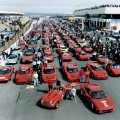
top-left (91, 103), bottom-right (95, 111)
top-left (55, 102), bottom-right (59, 109)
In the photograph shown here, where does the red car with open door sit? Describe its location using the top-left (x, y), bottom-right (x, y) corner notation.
top-left (63, 62), bottom-right (80, 82)
top-left (15, 65), bottom-right (33, 84)
top-left (80, 82), bottom-right (115, 113)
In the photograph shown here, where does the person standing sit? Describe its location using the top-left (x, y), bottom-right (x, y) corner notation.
top-left (85, 68), bottom-right (90, 83)
top-left (79, 69), bottom-right (85, 83)
top-left (70, 86), bottom-right (76, 101)
top-left (37, 69), bottom-right (42, 85)
top-left (48, 81), bottom-right (53, 91)
top-left (56, 80), bottom-right (61, 86)
top-left (32, 60), bottom-right (37, 71)
top-left (33, 71), bottom-right (39, 87)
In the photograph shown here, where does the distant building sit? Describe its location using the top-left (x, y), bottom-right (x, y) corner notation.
top-left (73, 4), bottom-right (120, 31)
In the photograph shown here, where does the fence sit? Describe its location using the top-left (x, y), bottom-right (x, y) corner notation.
top-left (0, 19), bottom-right (33, 55)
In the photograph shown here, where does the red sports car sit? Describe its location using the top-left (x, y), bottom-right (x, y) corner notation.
top-left (18, 42), bottom-right (26, 50)
top-left (0, 66), bottom-right (14, 82)
top-left (15, 65), bottom-right (33, 84)
top-left (95, 54), bottom-right (109, 64)
top-left (43, 52), bottom-right (54, 62)
top-left (77, 51), bottom-right (90, 61)
top-left (106, 62), bottom-right (120, 76)
top-left (40, 86), bottom-right (66, 109)
top-left (86, 61), bottom-right (108, 80)
top-left (41, 63), bottom-right (58, 83)
top-left (43, 47), bottom-right (53, 53)
top-left (21, 52), bottom-right (34, 63)
top-left (80, 82), bottom-right (115, 113)
top-left (63, 62), bottom-right (80, 82)
top-left (73, 46), bottom-right (82, 53)
top-left (61, 53), bottom-right (72, 61)
top-left (83, 46), bottom-right (93, 52)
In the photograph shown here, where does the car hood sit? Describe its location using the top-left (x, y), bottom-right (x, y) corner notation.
top-left (93, 70), bottom-right (107, 76)
top-left (68, 73), bottom-right (79, 79)
top-left (23, 56), bottom-right (33, 60)
top-left (97, 58), bottom-right (107, 63)
top-left (43, 56), bottom-right (53, 60)
top-left (93, 97), bottom-right (115, 111)
top-left (112, 69), bottom-right (120, 74)
top-left (42, 90), bottom-right (64, 103)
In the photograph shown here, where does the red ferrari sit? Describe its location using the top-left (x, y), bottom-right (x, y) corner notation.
top-left (86, 61), bottom-right (108, 80)
top-left (41, 63), bottom-right (58, 83)
top-left (61, 53), bottom-right (72, 61)
top-left (15, 65), bottom-right (33, 84)
top-left (77, 51), bottom-right (90, 61)
top-left (40, 86), bottom-right (66, 109)
top-left (63, 62), bottom-right (80, 82)
top-left (80, 82), bottom-right (115, 113)
top-left (106, 62), bottom-right (120, 76)
top-left (83, 46), bottom-right (93, 52)
top-left (0, 66), bottom-right (14, 82)
top-left (43, 52), bottom-right (54, 62)
top-left (21, 52), bottom-right (34, 63)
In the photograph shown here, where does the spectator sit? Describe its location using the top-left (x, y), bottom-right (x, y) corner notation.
top-left (56, 80), bottom-right (61, 86)
top-left (48, 81), bottom-right (53, 91)
top-left (33, 71), bottom-right (39, 87)
top-left (85, 68), bottom-right (90, 83)
top-left (79, 69), bottom-right (85, 83)
top-left (32, 60), bottom-right (37, 71)
top-left (37, 69), bottom-right (42, 85)
top-left (70, 85), bottom-right (76, 101)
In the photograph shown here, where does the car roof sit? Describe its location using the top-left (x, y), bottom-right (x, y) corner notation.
top-left (88, 85), bottom-right (102, 92)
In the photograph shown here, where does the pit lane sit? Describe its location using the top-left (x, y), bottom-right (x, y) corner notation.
top-left (0, 19), bottom-right (120, 120)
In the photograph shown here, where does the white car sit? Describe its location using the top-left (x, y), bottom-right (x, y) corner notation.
top-left (6, 54), bottom-right (18, 64)
top-left (11, 47), bottom-right (22, 56)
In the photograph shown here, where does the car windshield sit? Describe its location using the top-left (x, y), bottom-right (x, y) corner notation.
top-left (9, 55), bottom-right (17, 59)
top-left (19, 44), bottom-right (24, 46)
top-left (24, 53), bottom-right (32, 56)
top-left (80, 52), bottom-right (86, 55)
top-left (0, 69), bottom-right (11, 74)
top-left (85, 46), bottom-right (91, 48)
top-left (60, 46), bottom-right (67, 49)
top-left (91, 66), bottom-right (103, 71)
top-left (44, 53), bottom-right (52, 56)
top-left (74, 46), bottom-right (79, 48)
top-left (97, 55), bottom-right (106, 58)
top-left (13, 48), bottom-right (21, 51)
top-left (111, 64), bottom-right (120, 69)
top-left (92, 90), bottom-right (106, 99)
top-left (27, 49), bottom-right (34, 52)
top-left (44, 68), bottom-right (55, 74)
top-left (67, 68), bottom-right (79, 73)
top-left (18, 70), bottom-right (29, 74)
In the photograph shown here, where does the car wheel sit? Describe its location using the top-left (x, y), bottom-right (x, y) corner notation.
top-left (55, 102), bottom-right (59, 109)
top-left (91, 103), bottom-right (95, 111)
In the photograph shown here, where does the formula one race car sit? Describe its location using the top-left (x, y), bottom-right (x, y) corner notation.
top-left (80, 82), bottom-right (115, 113)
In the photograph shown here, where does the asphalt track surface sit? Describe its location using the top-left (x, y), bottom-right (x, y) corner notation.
top-left (0, 20), bottom-right (120, 120)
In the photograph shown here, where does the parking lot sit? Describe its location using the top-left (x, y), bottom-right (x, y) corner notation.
top-left (0, 19), bottom-right (120, 120)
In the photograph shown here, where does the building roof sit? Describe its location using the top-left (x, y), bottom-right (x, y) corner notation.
top-left (0, 11), bottom-right (25, 15)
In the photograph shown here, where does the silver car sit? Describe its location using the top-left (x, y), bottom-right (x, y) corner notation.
top-left (6, 54), bottom-right (18, 64)
top-left (11, 47), bottom-right (22, 56)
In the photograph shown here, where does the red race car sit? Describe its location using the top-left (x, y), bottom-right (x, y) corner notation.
top-left (95, 54), bottom-right (109, 64)
top-left (43, 47), bottom-right (53, 53)
top-left (15, 65), bottom-right (33, 84)
top-left (73, 46), bottom-right (82, 53)
top-left (80, 82), bottom-right (115, 113)
top-left (63, 62), bottom-right (80, 82)
top-left (106, 62), bottom-right (120, 76)
top-left (86, 61), bottom-right (108, 80)
top-left (18, 42), bottom-right (26, 50)
top-left (40, 86), bottom-right (66, 109)
top-left (41, 63), bottom-right (58, 83)
top-left (83, 46), bottom-right (93, 53)
top-left (77, 51), bottom-right (90, 61)
top-left (0, 66), bottom-right (14, 82)
top-left (43, 52), bottom-right (54, 62)
top-left (21, 52), bottom-right (34, 63)
top-left (61, 53), bottom-right (72, 61)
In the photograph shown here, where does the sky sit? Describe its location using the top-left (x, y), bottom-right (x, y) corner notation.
top-left (0, 0), bottom-right (120, 13)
